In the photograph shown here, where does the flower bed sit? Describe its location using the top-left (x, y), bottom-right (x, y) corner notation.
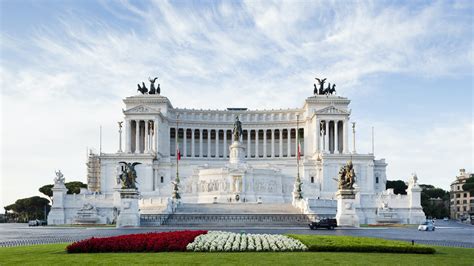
top-left (186, 231), bottom-right (308, 252)
top-left (66, 230), bottom-right (207, 253)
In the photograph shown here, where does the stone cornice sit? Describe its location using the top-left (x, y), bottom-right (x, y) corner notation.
top-left (305, 95), bottom-right (351, 105)
top-left (123, 95), bottom-right (173, 108)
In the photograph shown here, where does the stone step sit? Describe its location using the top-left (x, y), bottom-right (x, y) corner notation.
top-left (162, 213), bottom-right (312, 227)
top-left (174, 203), bottom-right (301, 214)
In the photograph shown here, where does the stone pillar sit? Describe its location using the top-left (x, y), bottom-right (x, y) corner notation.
top-left (279, 129), bottom-right (283, 157)
top-left (215, 129), bottom-right (219, 158)
top-left (334, 120), bottom-right (339, 154)
top-left (154, 119), bottom-right (159, 154)
top-left (325, 120), bottom-right (329, 153)
top-left (47, 182), bottom-right (67, 225)
top-left (295, 128), bottom-right (298, 157)
top-left (271, 129), bottom-right (275, 158)
top-left (343, 120), bottom-right (348, 154)
top-left (199, 129), bottom-right (203, 157)
top-left (287, 128), bottom-right (291, 157)
top-left (116, 189), bottom-right (140, 228)
top-left (247, 130), bottom-right (251, 158)
top-left (135, 120), bottom-right (140, 154)
top-left (255, 129), bottom-right (259, 158)
top-left (125, 119), bottom-right (131, 153)
top-left (315, 119), bottom-right (320, 153)
top-left (223, 129), bottom-right (227, 158)
top-left (183, 128), bottom-right (187, 158)
top-left (263, 129), bottom-right (267, 157)
top-left (207, 129), bottom-right (211, 158)
top-left (191, 128), bottom-right (195, 157)
top-left (229, 140), bottom-right (245, 164)
top-left (144, 120), bottom-right (149, 153)
top-left (335, 190), bottom-right (360, 227)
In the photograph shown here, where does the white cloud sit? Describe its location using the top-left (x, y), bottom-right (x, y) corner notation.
top-left (1, 0), bottom-right (472, 207)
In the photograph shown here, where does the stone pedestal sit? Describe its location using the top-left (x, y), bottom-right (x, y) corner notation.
top-left (47, 183), bottom-right (67, 225)
top-left (229, 141), bottom-right (245, 164)
top-left (116, 189), bottom-right (140, 228)
top-left (335, 189), bottom-right (360, 227)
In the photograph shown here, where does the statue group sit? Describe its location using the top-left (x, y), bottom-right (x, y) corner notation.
top-left (118, 162), bottom-right (141, 189)
top-left (137, 77), bottom-right (161, 95)
top-left (338, 160), bottom-right (356, 190)
top-left (314, 77), bottom-right (336, 95)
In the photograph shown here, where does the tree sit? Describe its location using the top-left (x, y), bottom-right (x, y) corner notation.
top-left (419, 184), bottom-right (449, 219)
top-left (39, 181), bottom-right (87, 199)
top-left (4, 196), bottom-right (50, 222)
top-left (386, 180), bottom-right (407, 195)
top-left (39, 184), bottom-right (54, 201)
top-left (65, 181), bottom-right (87, 194)
top-left (462, 177), bottom-right (474, 193)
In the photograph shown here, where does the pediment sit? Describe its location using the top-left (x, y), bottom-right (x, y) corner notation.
top-left (315, 105), bottom-right (349, 115)
top-left (123, 105), bottom-right (160, 114)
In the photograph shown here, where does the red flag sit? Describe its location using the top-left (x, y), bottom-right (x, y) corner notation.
top-left (176, 143), bottom-right (181, 160)
top-left (298, 140), bottom-right (301, 160)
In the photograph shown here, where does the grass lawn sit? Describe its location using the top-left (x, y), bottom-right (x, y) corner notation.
top-left (1, 238), bottom-right (473, 266)
top-left (288, 234), bottom-right (435, 253)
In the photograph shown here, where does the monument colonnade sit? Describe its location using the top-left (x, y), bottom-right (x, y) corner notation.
top-left (122, 116), bottom-right (350, 157)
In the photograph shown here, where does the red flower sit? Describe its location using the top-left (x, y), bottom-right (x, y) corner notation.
top-left (66, 230), bottom-right (207, 253)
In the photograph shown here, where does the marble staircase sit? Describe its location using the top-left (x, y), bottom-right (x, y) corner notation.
top-left (141, 203), bottom-right (313, 227)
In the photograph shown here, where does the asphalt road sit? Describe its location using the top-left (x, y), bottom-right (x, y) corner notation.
top-left (1, 220), bottom-right (473, 248)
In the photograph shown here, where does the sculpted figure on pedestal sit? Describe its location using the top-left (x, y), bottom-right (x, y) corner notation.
top-left (315, 77), bottom-right (326, 95)
top-left (232, 116), bottom-right (243, 142)
top-left (148, 77), bottom-right (158, 94)
top-left (54, 170), bottom-right (65, 184)
top-left (118, 162), bottom-right (141, 189)
top-left (337, 160), bottom-right (356, 190)
top-left (137, 82), bottom-right (148, 94)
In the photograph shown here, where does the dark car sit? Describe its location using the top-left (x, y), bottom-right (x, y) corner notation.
top-left (309, 218), bottom-right (337, 230)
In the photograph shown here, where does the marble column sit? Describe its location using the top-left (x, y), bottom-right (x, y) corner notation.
top-left (271, 129), bottom-right (275, 158)
top-left (223, 129), bottom-right (227, 158)
top-left (183, 128), bottom-right (187, 158)
top-left (144, 120), bottom-right (149, 153)
top-left (315, 119), bottom-right (320, 153)
top-left (215, 129), bottom-right (219, 158)
top-left (207, 129), bottom-right (211, 157)
top-left (334, 121), bottom-right (339, 154)
top-left (154, 119), bottom-right (159, 154)
top-left (287, 128), bottom-right (291, 157)
top-left (325, 120), bottom-right (329, 153)
top-left (255, 129), bottom-right (259, 158)
top-left (191, 128), bottom-right (195, 157)
top-left (247, 130), bottom-right (251, 158)
top-left (343, 120), bottom-right (348, 154)
top-left (199, 129), bottom-right (203, 157)
top-left (263, 129), bottom-right (267, 158)
top-left (125, 119), bottom-right (131, 153)
top-left (279, 129), bottom-right (283, 157)
top-left (135, 120), bottom-right (140, 154)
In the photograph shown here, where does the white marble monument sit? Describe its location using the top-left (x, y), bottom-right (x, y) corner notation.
top-left (48, 81), bottom-right (426, 226)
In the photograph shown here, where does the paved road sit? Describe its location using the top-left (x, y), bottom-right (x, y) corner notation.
top-left (1, 220), bottom-right (473, 248)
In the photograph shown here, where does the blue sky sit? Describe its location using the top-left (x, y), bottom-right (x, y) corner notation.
top-left (1, 0), bottom-right (473, 207)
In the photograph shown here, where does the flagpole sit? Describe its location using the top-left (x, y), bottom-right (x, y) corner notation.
top-left (296, 115), bottom-right (299, 178)
top-left (176, 114), bottom-right (180, 184)
top-left (293, 114), bottom-right (303, 200)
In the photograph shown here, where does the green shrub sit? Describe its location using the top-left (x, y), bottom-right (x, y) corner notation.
top-left (287, 235), bottom-right (435, 254)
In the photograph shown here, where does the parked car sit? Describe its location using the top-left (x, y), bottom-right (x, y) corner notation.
top-left (443, 217), bottom-right (449, 221)
top-left (309, 218), bottom-right (337, 230)
top-left (418, 221), bottom-right (435, 231)
top-left (28, 220), bottom-right (40, 226)
top-left (28, 219), bottom-right (47, 226)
